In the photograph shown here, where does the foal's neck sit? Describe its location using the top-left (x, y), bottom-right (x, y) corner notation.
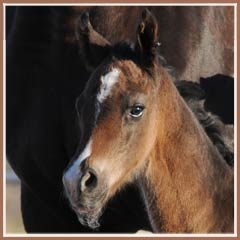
top-left (141, 73), bottom-right (233, 233)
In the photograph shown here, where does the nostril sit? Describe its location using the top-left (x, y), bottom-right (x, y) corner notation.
top-left (85, 171), bottom-right (97, 188)
top-left (81, 169), bottom-right (97, 191)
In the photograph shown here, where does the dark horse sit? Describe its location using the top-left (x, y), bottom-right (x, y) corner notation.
top-left (6, 6), bottom-right (234, 233)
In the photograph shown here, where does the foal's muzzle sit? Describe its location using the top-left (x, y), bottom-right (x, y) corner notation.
top-left (63, 160), bottom-right (107, 229)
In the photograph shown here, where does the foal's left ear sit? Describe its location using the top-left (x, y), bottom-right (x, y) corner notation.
top-left (135, 9), bottom-right (159, 68)
top-left (76, 12), bottom-right (111, 71)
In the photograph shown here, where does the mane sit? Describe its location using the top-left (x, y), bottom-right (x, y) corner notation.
top-left (111, 41), bottom-right (176, 78)
top-left (176, 80), bottom-right (234, 166)
top-left (111, 41), bottom-right (137, 61)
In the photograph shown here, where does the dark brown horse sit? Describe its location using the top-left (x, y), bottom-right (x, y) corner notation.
top-left (66, 6), bottom-right (234, 80)
top-left (63, 10), bottom-right (234, 233)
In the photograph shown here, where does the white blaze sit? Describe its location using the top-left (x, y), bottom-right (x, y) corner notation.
top-left (63, 68), bottom-right (119, 188)
top-left (63, 140), bottom-right (92, 183)
top-left (97, 68), bottom-right (120, 103)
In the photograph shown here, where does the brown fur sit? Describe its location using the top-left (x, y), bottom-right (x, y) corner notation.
top-left (141, 69), bottom-right (234, 232)
top-left (66, 6), bottom-right (233, 80)
top-left (75, 58), bottom-right (234, 232)
top-left (64, 8), bottom-right (234, 233)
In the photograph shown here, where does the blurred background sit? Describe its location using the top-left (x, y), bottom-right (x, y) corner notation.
top-left (6, 162), bottom-right (25, 233)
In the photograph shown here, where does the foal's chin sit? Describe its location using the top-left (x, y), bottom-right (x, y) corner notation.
top-left (70, 189), bottom-right (108, 229)
top-left (75, 205), bottom-right (103, 229)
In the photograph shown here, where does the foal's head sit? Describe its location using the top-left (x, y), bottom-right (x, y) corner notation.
top-left (63, 9), bottom-right (169, 228)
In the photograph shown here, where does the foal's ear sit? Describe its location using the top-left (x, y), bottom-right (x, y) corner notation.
top-left (135, 9), bottom-right (159, 67)
top-left (76, 12), bottom-right (111, 71)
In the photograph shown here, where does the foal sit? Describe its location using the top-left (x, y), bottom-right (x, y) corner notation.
top-left (63, 10), bottom-right (234, 232)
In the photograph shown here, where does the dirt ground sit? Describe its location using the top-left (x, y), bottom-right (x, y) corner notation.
top-left (6, 181), bottom-right (25, 233)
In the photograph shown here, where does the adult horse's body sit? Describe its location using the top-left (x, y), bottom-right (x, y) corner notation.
top-left (6, 6), bottom-right (233, 233)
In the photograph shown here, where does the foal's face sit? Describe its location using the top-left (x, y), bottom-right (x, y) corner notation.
top-left (63, 59), bottom-right (159, 227)
top-left (63, 9), bottom-right (161, 228)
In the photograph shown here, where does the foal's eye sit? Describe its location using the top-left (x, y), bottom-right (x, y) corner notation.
top-left (129, 105), bottom-right (145, 119)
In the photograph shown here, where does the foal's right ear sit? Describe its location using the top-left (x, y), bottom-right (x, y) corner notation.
top-left (76, 12), bottom-right (111, 71)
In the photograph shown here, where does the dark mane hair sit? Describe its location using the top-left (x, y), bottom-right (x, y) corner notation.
top-left (176, 80), bottom-right (233, 166)
top-left (111, 41), bottom-right (136, 60)
top-left (111, 41), bottom-right (177, 79)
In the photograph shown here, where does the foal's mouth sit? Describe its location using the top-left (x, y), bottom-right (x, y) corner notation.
top-left (74, 205), bottom-right (103, 229)
top-left (66, 185), bottom-right (108, 229)
top-left (70, 198), bottom-right (106, 229)
top-left (62, 163), bottom-right (109, 229)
